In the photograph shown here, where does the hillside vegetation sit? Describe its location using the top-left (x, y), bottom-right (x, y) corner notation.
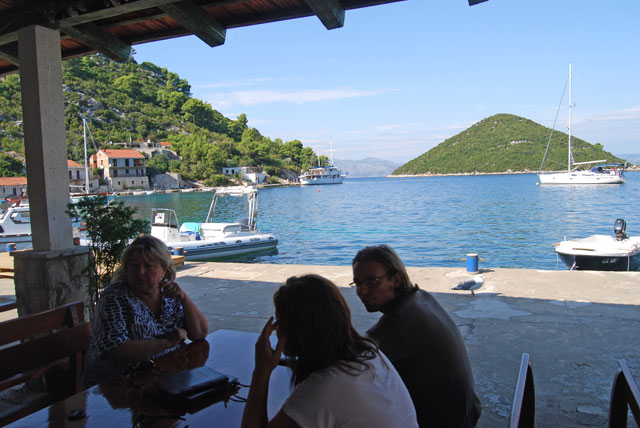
top-left (0, 54), bottom-right (326, 183)
top-left (393, 113), bottom-right (624, 175)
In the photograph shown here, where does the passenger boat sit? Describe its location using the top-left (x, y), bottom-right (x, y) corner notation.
top-left (538, 64), bottom-right (625, 185)
top-left (150, 186), bottom-right (277, 260)
top-left (299, 165), bottom-right (344, 185)
top-left (299, 140), bottom-right (344, 185)
top-left (554, 219), bottom-right (640, 271)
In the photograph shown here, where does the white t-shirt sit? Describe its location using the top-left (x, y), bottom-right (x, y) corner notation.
top-left (282, 351), bottom-right (418, 428)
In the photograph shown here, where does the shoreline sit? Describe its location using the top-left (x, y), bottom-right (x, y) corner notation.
top-left (388, 167), bottom-right (640, 178)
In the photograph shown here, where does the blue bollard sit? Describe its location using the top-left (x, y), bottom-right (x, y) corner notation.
top-left (172, 247), bottom-right (184, 256)
top-left (466, 253), bottom-right (479, 273)
top-left (6, 243), bottom-right (17, 252)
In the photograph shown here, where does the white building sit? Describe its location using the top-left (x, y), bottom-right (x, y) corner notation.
top-left (222, 166), bottom-right (266, 184)
top-left (67, 160), bottom-right (99, 193)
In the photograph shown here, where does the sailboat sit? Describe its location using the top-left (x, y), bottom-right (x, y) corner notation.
top-left (298, 140), bottom-right (345, 185)
top-left (538, 64), bottom-right (625, 185)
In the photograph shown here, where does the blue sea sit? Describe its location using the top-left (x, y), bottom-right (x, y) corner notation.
top-left (117, 171), bottom-right (640, 270)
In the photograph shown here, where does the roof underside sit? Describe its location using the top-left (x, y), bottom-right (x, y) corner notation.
top-left (0, 0), bottom-right (404, 77)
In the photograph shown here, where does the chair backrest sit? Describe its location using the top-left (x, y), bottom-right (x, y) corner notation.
top-left (609, 359), bottom-right (640, 428)
top-left (507, 352), bottom-right (535, 428)
top-left (0, 301), bottom-right (91, 425)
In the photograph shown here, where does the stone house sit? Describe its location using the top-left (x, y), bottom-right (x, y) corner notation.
top-left (90, 149), bottom-right (149, 191)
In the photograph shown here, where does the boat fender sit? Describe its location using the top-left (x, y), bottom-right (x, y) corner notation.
top-left (196, 233), bottom-right (201, 241)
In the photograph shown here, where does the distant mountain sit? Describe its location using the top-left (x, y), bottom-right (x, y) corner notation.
top-left (334, 157), bottom-right (401, 177)
top-left (393, 113), bottom-right (625, 175)
top-left (617, 154), bottom-right (640, 165)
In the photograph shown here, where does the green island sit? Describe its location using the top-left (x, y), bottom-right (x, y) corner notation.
top-left (392, 113), bottom-right (626, 176)
top-left (0, 53), bottom-right (329, 184)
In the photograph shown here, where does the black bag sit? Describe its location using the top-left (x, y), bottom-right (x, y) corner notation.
top-left (154, 366), bottom-right (237, 404)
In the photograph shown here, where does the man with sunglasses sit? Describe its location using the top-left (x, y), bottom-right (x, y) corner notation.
top-left (352, 244), bottom-right (481, 428)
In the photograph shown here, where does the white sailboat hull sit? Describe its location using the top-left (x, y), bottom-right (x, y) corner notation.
top-left (538, 64), bottom-right (626, 186)
top-left (538, 171), bottom-right (625, 185)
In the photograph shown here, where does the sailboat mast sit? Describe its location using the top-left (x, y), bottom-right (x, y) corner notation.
top-left (83, 118), bottom-right (90, 193)
top-left (329, 139), bottom-right (336, 166)
top-left (568, 62), bottom-right (572, 172)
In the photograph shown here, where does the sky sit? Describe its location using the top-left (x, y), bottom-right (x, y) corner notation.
top-left (133, 0), bottom-right (640, 163)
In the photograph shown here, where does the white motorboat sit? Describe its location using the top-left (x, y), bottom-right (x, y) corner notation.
top-left (150, 186), bottom-right (277, 260)
top-left (0, 202), bottom-right (32, 245)
top-left (554, 219), bottom-right (640, 271)
top-left (538, 64), bottom-right (625, 185)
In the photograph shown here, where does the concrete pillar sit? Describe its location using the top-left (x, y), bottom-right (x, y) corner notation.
top-left (14, 25), bottom-right (88, 315)
top-left (13, 247), bottom-right (91, 319)
top-left (18, 25), bottom-right (73, 251)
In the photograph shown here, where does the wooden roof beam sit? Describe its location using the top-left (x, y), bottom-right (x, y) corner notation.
top-left (0, 42), bottom-right (19, 66)
top-left (160, 0), bottom-right (226, 47)
top-left (59, 23), bottom-right (131, 62)
top-left (304, 0), bottom-right (345, 30)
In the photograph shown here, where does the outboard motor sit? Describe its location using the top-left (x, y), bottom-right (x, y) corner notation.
top-left (614, 218), bottom-right (627, 240)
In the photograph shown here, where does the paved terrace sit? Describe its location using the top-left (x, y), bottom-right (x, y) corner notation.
top-left (1, 262), bottom-right (639, 427)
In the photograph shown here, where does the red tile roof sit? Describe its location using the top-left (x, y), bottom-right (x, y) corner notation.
top-left (0, 177), bottom-right (27, 186)
top-left (67, 160), bottom-right (83, 167)
top-left (160, 142), bottom-right (171, 147)
top-left (99, 149), bottom-right (145, 159)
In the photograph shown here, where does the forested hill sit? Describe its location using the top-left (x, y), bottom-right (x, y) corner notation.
top-left (0, 54), bottom-right (324, 184)
top-left (393, 113), bottom-right (625, 175)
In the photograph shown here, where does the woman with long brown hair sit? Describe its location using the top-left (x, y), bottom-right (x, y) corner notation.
top-left (241, 274), bottom-right (417, 428)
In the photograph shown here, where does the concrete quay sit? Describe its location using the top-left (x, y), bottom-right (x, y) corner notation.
top-left (1, 262), bottom-right (639, 427)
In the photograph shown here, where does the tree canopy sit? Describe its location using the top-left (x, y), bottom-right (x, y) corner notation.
top-left (0, 53), bottom-right (326, 181)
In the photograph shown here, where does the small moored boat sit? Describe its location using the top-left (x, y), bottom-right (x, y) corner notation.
top-left (150, 186), bottom-right (277, 260)
top-left (554, 219), bottom-right (640, 271)
top-left (0, 201), bottom-right (31, 245)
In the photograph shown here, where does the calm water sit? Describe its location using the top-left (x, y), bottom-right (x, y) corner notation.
top-left (116, 171), bottom-right (640, 270)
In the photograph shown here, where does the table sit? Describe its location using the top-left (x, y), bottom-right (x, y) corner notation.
top-left (7, 330), bottom-right (291, 427)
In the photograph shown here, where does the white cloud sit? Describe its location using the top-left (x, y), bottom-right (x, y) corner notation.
top-left (195, 77), bottom-right (302, 89)
top-left (586, 106), bottom-right (640, 122)
top-left (203, 87), bottom-right (392, 109)
top-left (374, 124), bottom-right (403, 131)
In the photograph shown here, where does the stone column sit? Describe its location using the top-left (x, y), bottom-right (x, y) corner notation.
top-left (14, 25), bottom-right (89, 316)
top-left (13, 247), bottom-right (91, 318)
top-left (18, 24), bottom-right (73, 251)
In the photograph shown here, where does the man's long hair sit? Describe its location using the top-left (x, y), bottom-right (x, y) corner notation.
top-left (274, 274), bottom-right (378, 386)
top-left (352, 244), bottom-right (419, 295)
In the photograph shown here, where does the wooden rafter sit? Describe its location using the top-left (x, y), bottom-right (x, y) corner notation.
top-left (304, 0), bottom-right (345, 29)
top-left (59, 23), bottom-right (131, 62)
top-left (160, 0), bottom-right (226, 47)
top-left (0, 42), bottom-right (19, 65)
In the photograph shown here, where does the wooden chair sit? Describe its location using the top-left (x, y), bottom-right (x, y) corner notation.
top-left (609, 359), bottom-right (640, 428)
top-left (0, 298), bottom-right (18, 313)
top-left (507, 353), bottom-right (535, 428)
top-left (0, 301), bottom-right (91, 425)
